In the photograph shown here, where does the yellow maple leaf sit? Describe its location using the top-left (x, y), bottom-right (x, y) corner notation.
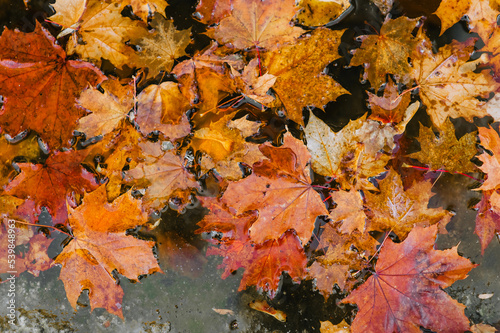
top-left (132, 14), bottom-right (191, 78)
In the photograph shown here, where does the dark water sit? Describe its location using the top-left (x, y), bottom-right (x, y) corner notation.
top-left (1, 0), bottom-right (500, 332)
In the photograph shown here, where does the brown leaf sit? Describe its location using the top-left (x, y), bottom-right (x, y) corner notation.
top-left (132, 14), bottom-right (191, 78)
top-left (411, 38), bottom-right (500, 128)
top-left (350, 17), bottom-right (419, 89)
top-left (77, 78), bottom-right (135, 138)
top-left (407, 118), bottom-right (478, 173)
top-left (136, 81), bottom-right (192, 140)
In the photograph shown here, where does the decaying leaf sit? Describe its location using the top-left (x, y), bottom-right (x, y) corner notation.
top-left (51, 0), bottom-right (149, 69)
top-left (124, 149), bottom-right (199, 211)
top-left (295, 0), bottom-right (351, 26)
top-left (411, 38), bottom-right (500, 128)
top-left (249, 300), bottom-right (286, 322)
top-left (367, 77), bottom-right (411, 124)
top-left (350, 17), bottom-right (419, 89)
top-left (5, 150), bottom-right (99, 224)
top-left (135, 81), bottom-right (192, 140)
top-left (329, 190), bottom-right (367, 234)
top-left (263, 28), bottom-right (348, 125)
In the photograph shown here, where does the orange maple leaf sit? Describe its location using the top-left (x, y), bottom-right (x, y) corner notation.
top-left (0, 22), bottom-right (105, 149)
top-left (55, 186), bottom-right (162, 319)
top-left (124, 149), bottom-right (199, 211)
top-left (221, 133), bottom-right (328, 244)
top-left (213, 0), bottom-right (304, 50)
top-left (342, 224), bottom-right (476, 333)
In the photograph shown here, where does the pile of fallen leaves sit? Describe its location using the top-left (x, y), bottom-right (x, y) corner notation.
top-left (1, 0), bottom-right (500, 331)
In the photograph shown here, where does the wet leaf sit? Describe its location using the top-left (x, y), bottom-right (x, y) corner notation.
top-left (0, 23), bottom-right (105, 149)
top-left (342, 225), bottom-right (476, 333)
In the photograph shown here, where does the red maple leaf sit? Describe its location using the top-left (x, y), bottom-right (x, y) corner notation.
top-left (0, 22), bottom-right (105, 149)
top-left (5, 150), bottom-right (98, 224)
top-left (342, 224), bottom-right (476, 333)
top-left (197, 197), bottom-right (307, 297)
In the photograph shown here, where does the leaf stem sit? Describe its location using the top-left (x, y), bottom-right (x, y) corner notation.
top-left (402, 163), bottom-right (483, 182)
top-left (13, 220), bottom-right (74, 239)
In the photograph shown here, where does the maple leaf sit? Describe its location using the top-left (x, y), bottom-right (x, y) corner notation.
top-left (308, 221), bottom-right (377, 295)
top-left (192, 114), bottom-right (265, 180)
top-left (367, 77), bottom-right (411, 124)
top-left (262, 28), bottom-right (347, 125)
top-left (123, 0), bottom-right (167, 21)
top-left (295, 0), bottom-right (351, 26)
top-left (176, 66), bottom-right (238, 116)
top-left (234, 58), bottom-right (277, 105)
top-left (81, 123), bottom-right (145, 201)
top-left (304, 111), bottom-right (389, 189)
top-left (194, 0), bottom-right (233, 24)
top-left (350, 17), bottom-right (418, 89)
top-left (5, 150), bottom-right (98, 224)
top-left (124, 148), bottom-right (199, 211)
top-left (329, 190), bottom-right (367, 234)
top-left (49, 0), bottom-right (86, 33)
top-left (0, 134), bottom-right (41, 188)
top-left (354, 101), bottom-right (419, 157)
top-left (51, 0), bottom-right (149, 69)
top-left (476, 126), bottom-right (500, 191)
top-left (76, 78), bottom-right (134, 138)
top-left (135, 81), bottom-right (192, 140)
top-left (474, 191), bottom-right (500, 254)
top-left (54, 186), bottom-right (161, 319)
top-left (197, 197), bottom-right (306, 297)
top-left (411, 38), bottom-right (500, 128)
top-left (434, 0), bottom-right (500, 41)
top-left (221, 133), bottom-right (328, 244)
top-left (433, 0), bottom-right (470, 36)
top-left (342, 224), bottom-right (476, 333)
top-left (172, 42), bottom-right (245, 78)
top-left (0, 22), bottom-right (105, 149)
top-left (364, 168), bottom-right (453, 239)
top-left (132, 14), bottom-right (191, 78)
top-left (212, 0), bottom-right (304, 50)
top-left (407, 118), bottom-right (478, 174)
